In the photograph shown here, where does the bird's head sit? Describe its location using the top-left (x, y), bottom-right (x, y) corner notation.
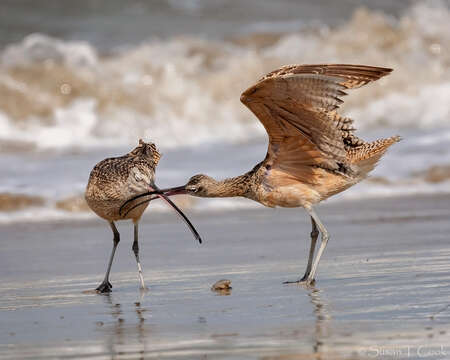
top-left (129, 139), bottom-right (161, 167)
top-left (183, 174), bottom-right (217, 197)
top-left (155, 174), bottom-right (217, 198)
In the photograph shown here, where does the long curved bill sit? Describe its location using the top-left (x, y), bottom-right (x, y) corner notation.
top-left (119, 185), bottom-right (187, 216)
top-left (119, 184), bottom-right (200, 243)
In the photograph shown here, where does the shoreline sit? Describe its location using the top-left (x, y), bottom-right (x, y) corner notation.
top-left (2, 192), bottom-right (450, 229)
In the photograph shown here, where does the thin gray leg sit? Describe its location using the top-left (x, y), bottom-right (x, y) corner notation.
top-left (284, 216), bottom-right (318, 284)
top-left (96, 221), bottom-right (120, 293)
top-left (132, 222), bottom-right (147, 290)
top-left (301, 217), bottom-right (319, 281)
top-left (304, 206), bottom-right (329, 284)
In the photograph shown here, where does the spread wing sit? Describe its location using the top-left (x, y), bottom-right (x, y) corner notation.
top-left (240, 64), bottom-right (392, 185)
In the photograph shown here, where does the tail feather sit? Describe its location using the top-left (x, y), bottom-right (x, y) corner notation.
top-left (348, 136), bottom-right (401, 175)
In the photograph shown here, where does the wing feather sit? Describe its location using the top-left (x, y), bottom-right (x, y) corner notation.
top-left (240, 64), bottom-right (392, 183)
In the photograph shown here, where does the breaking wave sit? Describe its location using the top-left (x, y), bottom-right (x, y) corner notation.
top-left (0, 0), bottom-right (449, 152)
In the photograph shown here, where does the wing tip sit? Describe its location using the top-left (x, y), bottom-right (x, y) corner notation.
top-left (239, 63), bottom-right (394, 104)
top-left (253, 64), bottom-right (394, 92)
top-left (240, 84), bottom-right (259, 104)
top-left (240, 91), bottom-right (249, 104)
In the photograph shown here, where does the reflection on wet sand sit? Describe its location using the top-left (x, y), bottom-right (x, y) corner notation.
top-left (261, 286), bottom-right (337, 360)
top-left (308, 287), bottom-right (331, 357)
top-left (100, 291), bottom-right (151, 360)
top-left (95, 285), bottom-right (334, 359)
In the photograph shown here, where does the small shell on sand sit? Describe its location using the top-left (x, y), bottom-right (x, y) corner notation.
top-left (211, 279), bottom-right (232, 291)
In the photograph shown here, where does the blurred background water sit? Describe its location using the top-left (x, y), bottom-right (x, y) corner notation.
top-left (0, 0), bottom-right (449, 223)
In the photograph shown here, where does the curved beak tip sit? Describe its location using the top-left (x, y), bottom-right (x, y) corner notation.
top-left (119, 183), bottom-right (201, 243)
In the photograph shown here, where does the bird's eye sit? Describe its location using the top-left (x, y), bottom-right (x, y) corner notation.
top-left (197, 186), bottom-right (204, 193)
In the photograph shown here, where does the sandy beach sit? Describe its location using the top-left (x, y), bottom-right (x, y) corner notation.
top-left (1, 194), bottom-right (450, 359)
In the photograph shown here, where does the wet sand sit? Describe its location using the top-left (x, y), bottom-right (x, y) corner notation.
top-left (1, 194), bottom-right (450, 359)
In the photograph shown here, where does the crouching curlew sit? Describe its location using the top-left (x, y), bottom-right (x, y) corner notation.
top-left (85, 139), bottom-right (201, 293)
top-left (121, 64), bottom-right (400, 286)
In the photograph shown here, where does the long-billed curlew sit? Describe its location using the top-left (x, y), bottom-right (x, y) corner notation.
top-left (121, 64), bottom-right (400, 286)
top-left (85, 139), bottom-right (201, 293)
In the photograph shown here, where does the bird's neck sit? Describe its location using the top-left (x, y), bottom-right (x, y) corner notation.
top-left (207, 174), bottom-right (251, 198)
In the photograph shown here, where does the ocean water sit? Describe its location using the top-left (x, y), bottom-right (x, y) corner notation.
top-left (0, 0), bottom-right (449, 223)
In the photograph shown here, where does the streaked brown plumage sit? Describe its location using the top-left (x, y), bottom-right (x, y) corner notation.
top-left (86, 139), bottom-right (201, 293)
top-left (123, 64), bottom-right (401, 286)
top-left (86, 140), bottom-right (161, 223)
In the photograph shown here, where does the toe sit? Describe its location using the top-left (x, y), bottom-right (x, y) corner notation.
top-left (96, 282), bottom-right (112, 293)
top-left (283, 278), bottom-right (315, 287)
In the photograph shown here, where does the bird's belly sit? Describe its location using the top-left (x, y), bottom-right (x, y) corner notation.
top-left (85, 195), bottom-right (149, 222)
top-left (314, 170), bottom-right (360, 200)
top-left (261, 184), bottom-right (321, 208)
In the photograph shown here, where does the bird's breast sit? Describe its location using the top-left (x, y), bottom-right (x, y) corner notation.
top-left (257, 183), bottom-right (321, 208)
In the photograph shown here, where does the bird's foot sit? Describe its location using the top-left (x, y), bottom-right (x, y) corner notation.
top-left (283, 277), bottom-right (315, 287)
top-left (96, 280), bottom-right (113, 293)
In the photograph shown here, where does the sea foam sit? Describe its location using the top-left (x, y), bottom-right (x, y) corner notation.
top-left (0, 0), bottom-right (448, 152)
